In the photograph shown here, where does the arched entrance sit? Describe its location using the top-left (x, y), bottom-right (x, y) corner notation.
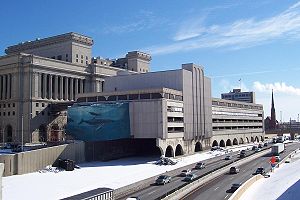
top-left (226, 139), bottom-right (232, 146)
top-left (165, 145), bottom-right (174, 157)
top-left (195, 142), bottom-right (203, 152)
top-left (251, 137), bottom-right (254, 142)
top-left (255, 136), bottom-right (259, 142)
top-left (175, 144), bottom-right (184, 156)
top-left (239, 138), bottom-right (244, 144)
top-left (246, 137), bottom-right (249, 143)
top-left (39, 124), bottom-right (47, 142)
top-left (50, 124), bottom-right (59, 142)
top-left (212, 140), bottom-right (218, 147)
top-left (5, 125), bottom-right (13, 143)
top-left (233, 138), bottom-right (238, 145)
top-left (220, 140), bottom-right (225, 147)
top-left (260, 136), bottom-right (264, 142)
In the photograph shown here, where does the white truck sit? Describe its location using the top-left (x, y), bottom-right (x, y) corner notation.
top-left (271, 143), bottom-right (285, 155)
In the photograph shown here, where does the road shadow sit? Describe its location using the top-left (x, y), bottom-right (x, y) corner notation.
top-left (277, 179), bottom-right (300, 200)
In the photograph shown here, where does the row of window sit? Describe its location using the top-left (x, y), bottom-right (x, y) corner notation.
top-left (213, 126), bottom-right (263, 130)
top-left (213, 119), bottom-right (263, 123)
top-left (36, 103), bottom-right (46, 107)
top-left (212, 111), bottom-right (262, 117)
top-left (0, 111), bottom-right (15, 116)
top-left (50, 54), bottom-right (89, 65)
top-left (0, 103), bottom-right (15, 108)
top-left (168, 127), bottom-right (184, 133)
top-left (222, 93), bottom-right (251, 98)
top-left (212, 101), bottom-right (262, 110)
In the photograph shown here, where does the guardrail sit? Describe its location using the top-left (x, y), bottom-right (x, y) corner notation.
top-left (159, 147), bottom-right (271, 200)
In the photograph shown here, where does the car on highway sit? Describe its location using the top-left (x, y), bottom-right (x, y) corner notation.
top-left (155, 175), bottom-right (171, 185)
top-left (255, 147), bottom-right (261, 152)
top-left (180, 169), bottom-right (192, 176)
top-left (264, 142), bottom-right (268, 147)
top-left (126, 197), bottom-right (140, 200)
top-left (195, 162), bottom-right (205, 169)
top-left (228, 183), bottom-right (242, 193)
top-left (224, 155), bottom-right (232, 160)
top-left (183, 173), bottom-right (197, 182)
top-left (258, 143), bottom-right (264, 148)
top-left (252, 146), bottom-right (258, 150)
top-left (240, 150), bottom-right (246, 158)
top-left (229, 166), bottom-right (240, 174)
top-left (254, 167), bottom-right (265, 175)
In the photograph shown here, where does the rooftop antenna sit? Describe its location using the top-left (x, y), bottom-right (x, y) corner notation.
top-left (238, 78), bottom-right (242, 91)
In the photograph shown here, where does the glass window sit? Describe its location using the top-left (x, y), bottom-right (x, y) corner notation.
top-left (42, 103), bottom-right (45, 107)
top-left (36, 103), bottom-right (39, 107)
top-left (76, 54), bottom-right (78, 58)
top-left (151, 93), bottom-right (163, 99)
top-left (117, 95), bottom-right (127, 100)
top-left (57, 55), bottom-right (62, 60)
top-left (36, 111), bottom-right (39, 115)
top-left (66, 54), bottom-right (68, 58)
top-left (13, 103), bottom-right (15, 107)
top-left (128, 94), bottom-right (138, 100)
top-left (107, 96), bottom-right (117, 101)
top-left (140, 93), bottom-right (150, 99)
top-left (76, 59), bottom-right (78, 62)
top-left (13, 111), bottom-right (15, 115)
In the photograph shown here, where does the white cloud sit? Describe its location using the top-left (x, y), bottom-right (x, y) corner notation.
top-left (145, 1), bottom-right (300, 55)
top-left (253, 81), bottom-right (300, 96)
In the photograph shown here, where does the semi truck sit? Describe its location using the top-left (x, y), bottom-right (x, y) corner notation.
top-left (271, 143), bottom-right (285, 155)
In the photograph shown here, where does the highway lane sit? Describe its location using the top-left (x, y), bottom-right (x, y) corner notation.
top-left (183, 142), bottom-right (300, 200)
top-left (122, 146), bottom-right (256, 200)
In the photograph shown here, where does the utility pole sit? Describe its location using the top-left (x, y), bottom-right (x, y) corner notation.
top-left (21, 114), bottom-right (24, 152)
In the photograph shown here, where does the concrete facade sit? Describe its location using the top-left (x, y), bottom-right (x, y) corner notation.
top-left (211, 98), bottom-right (264, 147)
top-left (221, 89), bottom-right (256, 103)
top-left (0, 32), bottom-right (150, 144)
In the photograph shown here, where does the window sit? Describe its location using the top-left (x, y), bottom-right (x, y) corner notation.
top-left (36, 103), bottom-right (39, 107)
top-left (0, 113), bottom-right (1, 116)
top-left (57, 55), bottom-right (62, 60)
top-left (51, 56), bottom-right (55, 59)
top-left (76, 59), bottom-right (78, 62)
top-left (13, 103), bottom-right (15, 107)
top-left (3, 112), bottom-right (5, 116)
top-left (13, 111), bottom-right (15, 115)
top-left (86, 56), bottom-right (88, 60)
top-left (0, 104), bottom-right (1, 108)
top-left (140, 93), bottom-right (150, 99)
top-left (81, 55), bottom-right (83, 59)
top-left (81, 60), bottom-right (83, 64)
top-left (76, 54), bottom-right (78, 58)
top-left (3, 104), bottom-right (5, 108)
top-left (66, 59), bottom-right (69, 62)
top-left (42, 103), bottom-right (45, 107)
top-left (36, 111), bottom-right (39, 115)
top-left (129, 94), bottom-right (138, 100)
top-left (86, 61), bottom-right (88, 64)
top-left (66, 54), bottom-right (68, 58)
top-left (8, 112), bottom-right (10, 116)
top-left (8, 104), bottom-right (10, 108)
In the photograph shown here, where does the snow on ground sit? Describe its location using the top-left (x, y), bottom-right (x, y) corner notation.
top-left (3, 144), bottom-right (254, 200)
top-left (240, 149), bottom-right (300, 200)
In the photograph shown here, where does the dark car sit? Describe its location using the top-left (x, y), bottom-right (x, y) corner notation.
top-left (195, 162), bottom-right (205, 169)
top-left (254, 167), bottom-right (265, 175)
top-left (252, 146), bottom-right (258, 150)
top-left (240, 150), bottom-right (246, 158)
top-left (229, 166), bottom-right (240, 174)
top-left (254, 147), bottom-right (261, 153)
top-left (183, 174), bottom-right (197, 182)
top-left (155, 175), bottom-right (171, 185)
top-left (264, 142), bottom-right (268, 147)
top-left (258, 143), bottom-right (264, 148)
top-left (180, 169), bottom-right (191, 177)
top-left (229, 183), bottom-right (242, 192)
top-left (225, 155), bottom-right (232, 160)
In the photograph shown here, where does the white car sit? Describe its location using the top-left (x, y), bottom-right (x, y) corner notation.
top-left (180, 169), bottom-right (192, 176)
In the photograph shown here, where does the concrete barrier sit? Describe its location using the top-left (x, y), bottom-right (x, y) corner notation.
top-left (0, 141), bottom-right (85, 176)
top-left (228, 174), bottom-right (263, 200)
top-left (162, 149), bottom-right (271, 200)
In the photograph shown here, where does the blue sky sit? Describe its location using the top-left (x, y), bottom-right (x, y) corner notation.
top-left (1, 0), bottom-right (300, 121)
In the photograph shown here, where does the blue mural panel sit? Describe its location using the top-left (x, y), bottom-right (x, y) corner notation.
top-left (66, 102), bottom-right (130, 141)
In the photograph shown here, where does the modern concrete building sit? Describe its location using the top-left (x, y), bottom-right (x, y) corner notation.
top-left (211, 98), bottom-right (264, 147)
top-left (0, 32), bottom-right (151, 144)
top-left (73, 63), bottom-right (212, 157)
top-left (221, 89), bottom-right (255, 103)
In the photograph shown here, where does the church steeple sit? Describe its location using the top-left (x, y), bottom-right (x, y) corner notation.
top-left (270, 89), bottom-right (276, 129)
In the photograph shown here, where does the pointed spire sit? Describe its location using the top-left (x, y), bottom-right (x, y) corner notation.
top-left (270, 89), bottom-right (276, 129)
top-left (271, 89), bottom-right (274, 108)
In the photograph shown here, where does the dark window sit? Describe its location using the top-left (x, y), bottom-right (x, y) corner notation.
top-left (8, 104), bottom-right (10, 108)
top-left (0, 113), bottom-right (1, 116)
top-left (66, 54), bottom-right (68, 58)
top-left (117, 95), bottom-right (127, 100)
top-left (48, 112), bottom-right (50, 116)
top-left (12, 111), bottom-right (15, 115)
top-left (0, 104), bottom-right (1, 108)
top-left (66, 59), bottom-right (69, 62)
top-left (87, 96), bottom-right (97, 102)
top-left (86, 61), bottom-right (88, 64)
top-left (81, 60), bottom-right (83, 64)
top-left (107, 96), bottom-right (117, 101)
top-left (76, 54), bottom-right (78, 58)
top-left (151, 93), bottom-right (163, 99)
top-left (81, 55), bottom-right (83, 59)
top-left (77, 97), bottom-right (86, 103)
top-left (128, 94), bottom-right (138, 100)
top-left (36, 103), bottom-right (39, 107)
top-left (42, 103), bottom-right (45, 107)
top-left (8, 112), bottom-right (10, 116)
top-left (57, 55), bottom-right (62, 60)
top-left (36, 111), bottom-right (39, 115)
top-left (51, 56), bottom-right (55, 59)
top-left (140, 93), bottom-right (150, 99)
top-left (86, 56), bottom-right (88, 60)
top-left (3, 112), bottom-right (5, 116)
top-left (3, 104), bottom-right (5, 108)
top-left (97, 96), bottom-right (106, 101)
top-left (13, 103), bottom-right (15, 107)
top-left (42, 111), bottom-right (44, 115)
top-left (76, 59), bottom-right (78, 62)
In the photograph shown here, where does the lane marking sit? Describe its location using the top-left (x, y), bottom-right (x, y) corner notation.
top-left (214, 186), bottom-right (219, 191)
top-left (224, 194), bottom-right (229, 199)
top-left (148, 190), bottom-right (157, 195)
top-left (230, 177), bottom-right (234, 180)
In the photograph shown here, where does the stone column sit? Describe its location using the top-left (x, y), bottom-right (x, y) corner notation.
top-left (43, 73), bottom-right (47, 99)
top-left (59, 76), bottom-right (64, 100)
top-left (64, 77), bottom-right (69, 100)
top-left (2, 75), bottom-right (6, 99)
top-left (38, 73), bottom-right (42, 98)
top-left (54, 75), bottom-right (58, 100)
top-left (32, 73), bottom-right (39, 98)
top-left (74, 78), bottom-right (79, 99)
top-left (70, 78), bottom-right (74, 100)
top-left (49, 75), bottom-right (53, 99)
top-left (7, 74), bottom-right (11, 99)
top-left (0, 75), bottom-right (2, 100)
top-left (80, 79), bottom-right (83, 94)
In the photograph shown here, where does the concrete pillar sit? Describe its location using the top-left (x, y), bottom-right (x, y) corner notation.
top-left (54, 75), bottom-right (58, 100)
top-left (0, 163), bottom-right (4, 200)
top-left (2, 75), bottom-right (6, 99)
top-left (38, 73), bottom-right (42, 98)
top-left (49, 74), bottom-right (53, 99)
top-left (0, 75), bottom-right (2, 100)
top-left (80, 79), bottom-right (83, 94)
top-left (74, 78), bottom-right (79, 98)
top-left (64, 77), bottom-right (69, 100)
top-left (32, 73), bottom-right (39, 98)
top-left (7, 74), bottom-right (11, 99)
top-left (59, 76), bottom-right (64, 100)
top-left (70, 78), bottom-right (74, 100)
top-left (42, 73), bottom-right (47, 99)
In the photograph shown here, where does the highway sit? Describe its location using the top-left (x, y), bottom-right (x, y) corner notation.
top-left (183, 142), bottom-right (300, 200)
top-left (123, 145), bottom-right (259, 200)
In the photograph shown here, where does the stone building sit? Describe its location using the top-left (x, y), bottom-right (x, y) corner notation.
top-left (0, 32), bottom-right (151, 143)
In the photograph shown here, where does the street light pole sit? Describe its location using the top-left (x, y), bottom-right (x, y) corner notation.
top-left (21, 114), bottom-right (23, 152)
